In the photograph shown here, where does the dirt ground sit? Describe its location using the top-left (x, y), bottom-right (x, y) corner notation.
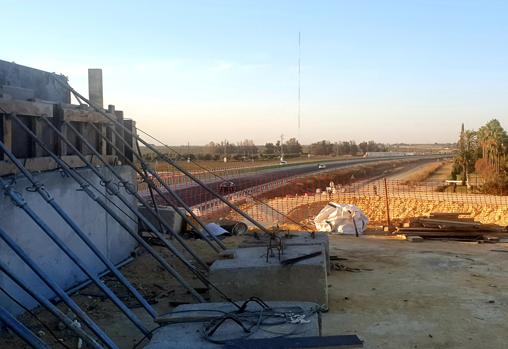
top-left (323, 234), bottom-right (508, 349)
top-left (3, 234), bottom-right (508, 348)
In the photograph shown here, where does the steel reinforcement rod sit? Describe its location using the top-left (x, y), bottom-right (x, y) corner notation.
top-left (87, 121), bottom-right (227, 251)
top-left (38, 116), bottom-right (211, 273)
top-left (0, 226), bottom-right (117, 349)
top-left (127, 116), bottom-right (317, 234)
top-left (54, 79), bottom-right (272, 236)
top-left (0, 262), bottom-right (103, 349)
top-left (136, 129), bottom-right (318, 234)
top-left (0, 141), bottom-right (157, 319)
top-left (0, 176), bottom-right (150, 336)
top-left (7, 114), bottom-right (205, 303)
top-left (0, 305), bottom-right (50, 349)
top-left (62, 119), bottom-right (215, 265)
top-left (86, 121), bottom-right (225, 251)
top-left (30, 117), bottom-right (239, 307)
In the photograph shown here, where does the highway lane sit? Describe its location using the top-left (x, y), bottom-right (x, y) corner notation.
top-left (154, 155), bottom-right (449, 207)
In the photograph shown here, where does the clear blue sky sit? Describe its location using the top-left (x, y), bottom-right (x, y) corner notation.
top-left (2, 0), bottom-right (507, 145)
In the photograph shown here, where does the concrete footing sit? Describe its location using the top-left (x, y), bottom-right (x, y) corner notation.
top-left (138, 205), bottom-right (185, 235)
top-left (147, 301), bottom-right (321, 349)
top-left (209, 244), bottom-right (328, 306)
top-left (239, 232), bottom-right (331, 273)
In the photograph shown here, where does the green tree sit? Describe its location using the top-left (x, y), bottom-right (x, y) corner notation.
top-left (310, 140), bottom-right (334, 155)
top-left (477, 119), bottom-right (508, 173)
top-left (285, 138), bottom-right (302, 155)
top-left (457, 124), bottom-right (478, 185)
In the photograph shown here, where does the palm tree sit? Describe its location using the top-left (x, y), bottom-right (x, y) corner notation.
top-left (457, 124), bottom-right (477, 185)
top-left (477, 119), bottom-right (508, 173)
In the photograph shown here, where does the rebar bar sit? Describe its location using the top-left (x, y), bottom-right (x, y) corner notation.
top-left (0, 262), bottom-right (104, 349)
top-left (0, 176), bottom-right (150, 336)
top-left (0, 225), bottom-right (118, 349)
top-left (0, 140), bottom-right (157, 319)
top-left (8, 113), bottom-right (205, 303)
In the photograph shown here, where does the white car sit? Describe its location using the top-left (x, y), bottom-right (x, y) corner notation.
top-left (318, 163), bottom-right (326, 169)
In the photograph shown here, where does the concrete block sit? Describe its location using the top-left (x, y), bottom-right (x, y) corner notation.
top-left (209, 245), bottom-right (328, 306)
top-left (239, 232), bottom-right (330, 273)
top-left (148, 301), bottom-right (321, 349)
top-left (138, 205), bottom-right (185, 235)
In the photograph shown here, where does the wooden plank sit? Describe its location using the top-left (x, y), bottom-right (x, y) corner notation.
top-left (99, 124), bottom-right (107, 156)
top-left (402, 231), bottom-right (484, 237)
top-left (430, 212), bottom-right (470, 217)
top-left (418, 218), bottom-right (482, 227)
top-left (61, 104), bottom-right (114, 123)
top-left (33, 118), bottom-right (45, 157)
top-left (398, 227), bottom-right (475, 232)
top-left (0, 98), bottom-right (53, 117)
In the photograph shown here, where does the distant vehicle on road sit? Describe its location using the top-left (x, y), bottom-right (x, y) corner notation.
top-left (279, 160), bottom-right (288, 165)
top-left (318, 163), bottom-right (327, 169)
top-left (218, 180), bottom-right (236, 194)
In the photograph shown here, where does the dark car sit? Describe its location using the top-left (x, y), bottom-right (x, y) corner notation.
top-left (218, 180), bottom-right (236, 194)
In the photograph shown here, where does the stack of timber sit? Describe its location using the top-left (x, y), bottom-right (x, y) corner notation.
top-left (396, 212), bottom-right (508, 241)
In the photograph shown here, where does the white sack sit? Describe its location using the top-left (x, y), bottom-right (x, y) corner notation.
top-left (313, 203), bottom-right (368, 234)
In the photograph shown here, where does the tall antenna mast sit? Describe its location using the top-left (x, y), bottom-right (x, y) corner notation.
top-left (297, 31), bottom-right (301, 135)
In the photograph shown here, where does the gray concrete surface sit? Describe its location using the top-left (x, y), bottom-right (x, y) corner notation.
top-left (0, 166), bottom-right (138, 315)
top-left (0, 59), bottom-right (69, 103)
top-left (88, 68), bottom-right (103, 108)
top-left (146, 301), bottom-right (321, 349)
top-left (239, 232), bottom-right (331, 273)
top-left (322, 235), bottom-right (508, 349)
top-left (209, 245), bottom-right (328, 305)
top-left (138, 205), bottom-right (185, 235)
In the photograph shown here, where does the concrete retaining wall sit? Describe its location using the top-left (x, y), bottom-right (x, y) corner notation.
top-left (0, 165), bottom-right (138, 315)
top-left (0, 59), bottom-right (70, 103)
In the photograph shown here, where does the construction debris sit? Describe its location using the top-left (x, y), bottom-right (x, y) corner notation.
top-left (395, 212), bottom-right (508, 241)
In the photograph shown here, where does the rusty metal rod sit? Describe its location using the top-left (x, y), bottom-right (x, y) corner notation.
top-left (86, 121), bottom-right (225, 250)
top-left (9, 113), bottom-right (205, 303)
top-left (52, 78), bottom-right (272, 236)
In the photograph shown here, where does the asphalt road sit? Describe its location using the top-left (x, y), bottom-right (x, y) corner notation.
top-left (162, 155), bottom-right (448, 207)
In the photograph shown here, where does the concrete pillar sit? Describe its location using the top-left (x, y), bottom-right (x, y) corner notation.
top-left (88, 69), bottom-right (103, 109)
top-left (114, 110), bottom-right (125, 163)
top-left (33, 118), bottom-right (45, 157)
top-left (100, 124), bottom-right (108, 156)
top-left (1, 116), bottom-right (12, 160)
top-left (123, 119), bottom-right (135, 163)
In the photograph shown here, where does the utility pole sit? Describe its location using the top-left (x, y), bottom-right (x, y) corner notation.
top-left (280, 134), bottom-right (284, 162)
top-left (187, 141), bottom-right (190, 163)
top-left (224, 139), bottom-right (228, 163)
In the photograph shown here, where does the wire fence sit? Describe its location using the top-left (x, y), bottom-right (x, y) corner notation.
top-left (139, 167), bottom-right (508, 230)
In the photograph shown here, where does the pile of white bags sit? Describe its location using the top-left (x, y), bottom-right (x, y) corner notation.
top-left (313, 203), bottom-right (368, 234)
